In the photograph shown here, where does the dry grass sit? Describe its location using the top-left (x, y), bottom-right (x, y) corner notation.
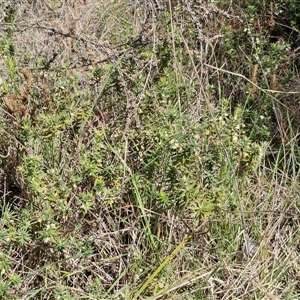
top-left (0, 0), bottom-right (299, 299)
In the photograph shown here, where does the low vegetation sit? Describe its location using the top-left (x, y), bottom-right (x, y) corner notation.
top-left (0, 0), bottom-right (299, 299)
